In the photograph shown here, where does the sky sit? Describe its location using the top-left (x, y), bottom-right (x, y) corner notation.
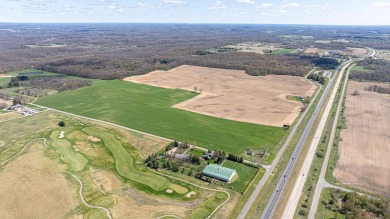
top-left (0, 0), bottom-right (390, 25)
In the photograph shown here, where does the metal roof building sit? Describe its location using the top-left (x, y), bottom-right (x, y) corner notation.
top-left (202, 164), bottom-right (236, 182)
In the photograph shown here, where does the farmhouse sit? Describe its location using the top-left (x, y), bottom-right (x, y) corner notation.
top-left (202, 164), bottom-right (236, 182)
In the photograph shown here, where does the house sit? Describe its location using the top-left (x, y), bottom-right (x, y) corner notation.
top-left (7, 104), bottom-right (23, 111)
top-left (202, 164), bottom-right (236, 182)
top-left (202, 151), bottom-right (214, 160)
top-left (246, 149), bottom-right (254, 156)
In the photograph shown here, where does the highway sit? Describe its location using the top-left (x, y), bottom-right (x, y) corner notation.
top-left (308, 49), bottom-right (376, 219)
top-left (281, 60), bottom-right (353, 218)
top-left (260, 60), bottom-right (352, 219)
top-left (237, 68), bottom-right (322, 219)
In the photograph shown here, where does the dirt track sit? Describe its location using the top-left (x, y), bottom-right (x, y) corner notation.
top-left (125, 65), bottom-right (316, 127)
top-left (334, 81), bottom-right (390, 196)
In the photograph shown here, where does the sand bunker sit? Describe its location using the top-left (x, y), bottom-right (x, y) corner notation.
top-left (186, 191), bottom-right (196, 198)
top-left (88, 136), bottom-right (101, 142)
top-left (58, 131), bottom-right (65, 139)
top-left (125, 65), bottom-right (316, 127)
top-left (166, 189), bottom-right (173, 194)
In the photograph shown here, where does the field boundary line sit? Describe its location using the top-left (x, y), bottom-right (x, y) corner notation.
top-left (1, 138), bottom-right (47, 166)
top-left (148, 168), bottom-right (231, 219)
top-left (72, 175), bottom-right (112, 219)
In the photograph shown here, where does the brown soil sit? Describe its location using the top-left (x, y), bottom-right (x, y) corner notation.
top-left (0, 141), bottom-right (79, 218)
top-left (125, 65), bottom-right (316, 127)
top-left (334, 81), bottom-right (390, 196)
top-left (342, 47), bottom-right (368, 56)
top-left (0, 98), bottom-right (12, 106)
top-left (304, 48), bottom-right (320, 54)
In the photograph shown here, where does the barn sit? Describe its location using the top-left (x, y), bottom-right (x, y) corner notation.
top-left (202, 164), bottom-right (236, 182)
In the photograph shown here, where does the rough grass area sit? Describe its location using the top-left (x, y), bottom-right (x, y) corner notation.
top-left (316, 188), bottom-right (346, 219)
top-left (0, 111), bottom-right (232, 218)
top-left (36, 80), bottom-right (285, 156)
top-left (83, 126), bottom-right (181, 192)
top-left (222, 160), bottom-right (258, 193)
top-left (188, 192), bottom-right (228, 219)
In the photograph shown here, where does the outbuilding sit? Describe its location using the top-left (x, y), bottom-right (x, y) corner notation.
top-left (202, 164), bottom-right (236, 182)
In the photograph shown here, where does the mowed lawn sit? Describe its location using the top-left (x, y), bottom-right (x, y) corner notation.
top-left (36, 80), bottom-right (286, 155)
top-left (222, 160), bottom-right (258, 193)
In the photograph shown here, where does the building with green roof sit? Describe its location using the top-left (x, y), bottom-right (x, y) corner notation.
top-left (202, 164), bottom-right (236, 182)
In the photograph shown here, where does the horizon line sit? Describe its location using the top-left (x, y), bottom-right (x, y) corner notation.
top-left (0, 21), bottom-right (390, 27)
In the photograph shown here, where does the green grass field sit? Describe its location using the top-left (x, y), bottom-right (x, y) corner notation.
top-left (222, 160), bottom-right (257, 193)
top-left (6, 69), bottom-right (67, 78)
top-left (36, 80), bottom-right (286, 157)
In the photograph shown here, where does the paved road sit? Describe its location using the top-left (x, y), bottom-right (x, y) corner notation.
top-left (260, 60), bottom-right (352, 219)
top-left (309, 49), bottom-right (376, 219)
top-left (281, 60), bottom-right (353, 219)
top-left (237, 68), bottom-right (322, 219)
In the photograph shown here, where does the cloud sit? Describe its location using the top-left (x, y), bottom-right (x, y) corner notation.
top-left (276, 9), bottom-right (287, 14)
top-left (161, 0), bottom-right (186, 4)
top-left (370, 2), bottom-right (390, 8)
top-left (208, 1), bottom-right (224, 10)
top-left (256, 3), bottom-right (273, 9)
top-left (236, 0), bottom-right (255, 4)
top-left (261, 12), bottom-right (268, 16)
top-left (108, 3), bottom-right (116, 9)
top-left (136, 3), bottom-right (146, 7)
top-left (281, 2), bottom-right (299, 8)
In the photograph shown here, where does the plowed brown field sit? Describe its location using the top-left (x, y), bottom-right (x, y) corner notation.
top-left (125, 65), bottom-right (316, 127)
top-left (334, 81), bottom-right (390, 196)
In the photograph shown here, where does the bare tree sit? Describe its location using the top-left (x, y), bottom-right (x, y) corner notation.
top-left (199, 88), bottom-right (202, 94)
top-left (194, 86), bottom-right (197, 93)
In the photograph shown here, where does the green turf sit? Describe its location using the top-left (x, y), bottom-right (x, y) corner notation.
top-left (188, 192), bottom-right (228, 219)
top-left (0, 77), bottom-right (11, 88)
top-left (350, 65), bottom-right (373, 72)
top-left (222, 160), bottom-right (257, 193)
top-left (36, 80), bottom-right (286, 156)
top-left (189, 148), bottom-right (206, 157)
top-left (5, 69), bottom-right (68, 78)
top-left (49, 131), bottom-right (89, 172)
top-left (82, 126), bottom-right (174, 190)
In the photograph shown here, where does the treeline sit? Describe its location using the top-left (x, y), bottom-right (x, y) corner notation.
top-left (309, 57), bottom-right (339, 69)
top-left (0, 23), bottom-right (355, 80)
top-left (21, 77), bottom-right (92, 92)
top-left (183, 52), bottom-right (315, 77)
top-left (350, 59), bottom-right (390, 82)
top-left (320, 190), bottom-right (390, 218)
top-left (227, 154), bottom-right (243, 163)
top-left (365, 85), bottom-right (390, 94)
top-left (307, 73), bottom-right (326, 84)
top-left (7, 76), bottom-right (92, 97)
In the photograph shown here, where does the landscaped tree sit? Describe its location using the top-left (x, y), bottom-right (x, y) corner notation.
top-left (58, 121), bottom-right (66, 127)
